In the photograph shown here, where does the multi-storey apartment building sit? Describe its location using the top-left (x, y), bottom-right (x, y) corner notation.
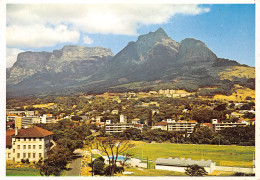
top-left (6, 126), bottom-right (55, 162)
top-left (211, 119), bottom-right (248, 132)
top-left (105, 120), bottom-right (134, 134)
top-left (167, 119), bottom-right (197, 134)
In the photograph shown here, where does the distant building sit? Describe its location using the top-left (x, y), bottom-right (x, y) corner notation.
top-left (15, 116), bottom-right (39, 129)
top-left (131, 118), bottom-right (141, 124)
top-left (211, 119), bottom-right (248, 132)
top-left (155, 157), bottom-right (216, 174)
top-left (111, 110), bottom-right (119, 115)
top-left (152, 121), bottom-right (167, 130)
top-left (167, 120), bottom-right (197, 134)
top-left (6, 126), bottom-right (55, 162)
top-left (105, 123), bottom-right (134, 134)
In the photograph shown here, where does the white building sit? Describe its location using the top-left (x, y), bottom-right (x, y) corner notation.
top-left (212, 119), bottom-right (248, 132)
top-left (6, 126), bottom-right (55, 162)
top-left (167, 120), bottom-right (197, 134)
top-left (105, 122), bottom-right (134, 134)
top-left (155, 157), bottom-right (216, 174)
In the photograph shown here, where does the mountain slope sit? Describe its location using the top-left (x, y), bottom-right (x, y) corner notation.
top-left (6, 28), bottom-right (254, 97)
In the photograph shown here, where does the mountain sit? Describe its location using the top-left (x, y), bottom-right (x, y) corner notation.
top-left (6, 28), bottom-right (255, 97)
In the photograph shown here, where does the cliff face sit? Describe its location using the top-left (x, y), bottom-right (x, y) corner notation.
top-left (7, 51), bottom-right (51, 84)
top-left (7, 46), bottom-right (114, 85)
top-left (7, 28), bottom-right (254, 97)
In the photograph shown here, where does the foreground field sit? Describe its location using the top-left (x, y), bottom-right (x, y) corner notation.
top-left (126, 143), bottom-right (254, 168)
top-left (6, 168), bottom-right (40, 176)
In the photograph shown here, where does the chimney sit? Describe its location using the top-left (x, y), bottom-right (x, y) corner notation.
top-left (15, 127), bottom-right (18, 136)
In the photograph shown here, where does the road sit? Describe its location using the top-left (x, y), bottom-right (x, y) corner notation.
top-left (66, 149), bottom-right (83, 176)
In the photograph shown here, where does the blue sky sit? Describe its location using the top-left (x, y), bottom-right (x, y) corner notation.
top-left (6, 4), bottom-right (255, 67)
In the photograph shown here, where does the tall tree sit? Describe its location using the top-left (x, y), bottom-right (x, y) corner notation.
top-left (96, 137), bottom-right (134, 176)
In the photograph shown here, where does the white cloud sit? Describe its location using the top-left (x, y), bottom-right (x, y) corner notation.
top-left (6, 4), bottom-right (210, 48)
top-left (7, 24), bottom-right (80, 48)
top-left (83, 36), bottom-right (93, 44)
top-left (6, 48), bottom-right (24, 68)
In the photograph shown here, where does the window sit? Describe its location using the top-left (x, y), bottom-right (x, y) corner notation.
top-left (29, 138), bottom-right (31, 141)
top-left (23, 153), bottom-right (26, 158)
top-left (17, 145), bottom-right (20, 149)
top-left (17, 153), bottom-right (20, 158)
top-left (39, 153), bottom-right (42, 158)
top-left (39, 145), bottom-right (42, 149)
top-left (17, 138), bottom-right (20, 141)
top-left (13, 149), bottom-right (15, 153)
top-left (33, 153), bottom-right (36, 158)
top-left (39, 138), bottom-right (42, 141)
top-left (28, 145), bottom-right (31, 149)
top-left (33, 138), bottom-right (36, 141)
top-left (28, 153), bottom-right (31, 158)
top-left (33, 145), bottom-right (36, 149)
top-left (24, 138), bottom-right (26, 141)
top-left (8, 153), bottom-right (11, 158)
top-left (23, 145), bottom-right (26, 149)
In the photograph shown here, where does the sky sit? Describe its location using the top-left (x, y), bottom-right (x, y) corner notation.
top-left (6, 4), bottom-right (255, 68)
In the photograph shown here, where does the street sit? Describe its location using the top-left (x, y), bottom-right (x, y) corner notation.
top-left (66, 149), bottom-right (83, 176)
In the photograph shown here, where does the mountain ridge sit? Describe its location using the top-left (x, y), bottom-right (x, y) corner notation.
top-left (7, 28), bottom-right (254, 97)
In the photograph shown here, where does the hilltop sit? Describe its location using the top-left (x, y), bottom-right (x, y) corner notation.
top-left (7, 28), bottom-right (254, 97)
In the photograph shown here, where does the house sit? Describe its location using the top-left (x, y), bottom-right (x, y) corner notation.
top-left (155, 157), bottom-right (216, 174)
top-left (131, 118), bottom-right (141, 124)
top-left (111, 110), bottom-right (119, 115)
top-left (152, 121), bottom-right (167, 130)
top-left (6, 126), bottom-right (55, 162)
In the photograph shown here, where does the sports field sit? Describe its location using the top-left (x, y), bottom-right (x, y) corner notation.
top-left (126, 143), bottom-right (255, 168)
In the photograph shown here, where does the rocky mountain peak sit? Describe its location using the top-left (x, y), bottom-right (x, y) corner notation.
top-left (177, 38), bottom-right (217, 63)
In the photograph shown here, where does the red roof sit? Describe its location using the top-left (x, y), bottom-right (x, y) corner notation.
top-left (6, 136), bottom-right (12, 147)
top-left (7, 121), bottom-right (15, 126)
top-left (6, 129), bottom-right (15, 136)
top-left (154, 121), bottom-right (167, 126)
top-left (134, 124), bottom-right (142, 127)
top-left (202, 123), bottom-right (212, 127)
top-left (14, 126), bottom-right (54, 137)
top-left (188, 120), bottom-right (197, 123)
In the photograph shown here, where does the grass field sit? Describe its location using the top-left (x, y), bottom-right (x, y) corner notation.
top-left (214, 86), bottom-right (255, 101)
top-left (6, 168), bottom-right (40, 176)
top-left (218, 66), bottom-right (255, 81)
top-left (126, 143), bottom-right (255, 168)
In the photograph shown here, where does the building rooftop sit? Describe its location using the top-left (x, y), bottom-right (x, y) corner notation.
top-left (154, 121), bottom-right (167, 126)
top-left (155, 157), bottom-right (214, 167)
top-left (13, 126), bottom-right (54, 138)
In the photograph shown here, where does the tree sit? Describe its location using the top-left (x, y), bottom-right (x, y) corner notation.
top-left (185, 164), bottom-right (208, 176)
top-left (37, 146), bottom-right (71, 176)
top-left (88, 156), bottom-right (105, 175)
top-left (96, 137), bottom-right (134, 176)
top-left (71, 115), bottom-right (82, 121)
top-left (190, 127), bottom-right (213, 144)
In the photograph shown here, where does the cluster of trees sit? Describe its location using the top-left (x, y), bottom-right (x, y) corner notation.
top-left (111, 128), bottom-right (187, 143)
top-left (112, 125), bottom-right (255, 146)
top-left (35, 120), bottom-right (92, 176)
top-left (190, 126), bottom-right (255, 146)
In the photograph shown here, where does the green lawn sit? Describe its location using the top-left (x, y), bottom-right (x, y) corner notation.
top-left (126, 143), bottom-right (255, 168)
top-left (6, 168), bottom-right (40, 176)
